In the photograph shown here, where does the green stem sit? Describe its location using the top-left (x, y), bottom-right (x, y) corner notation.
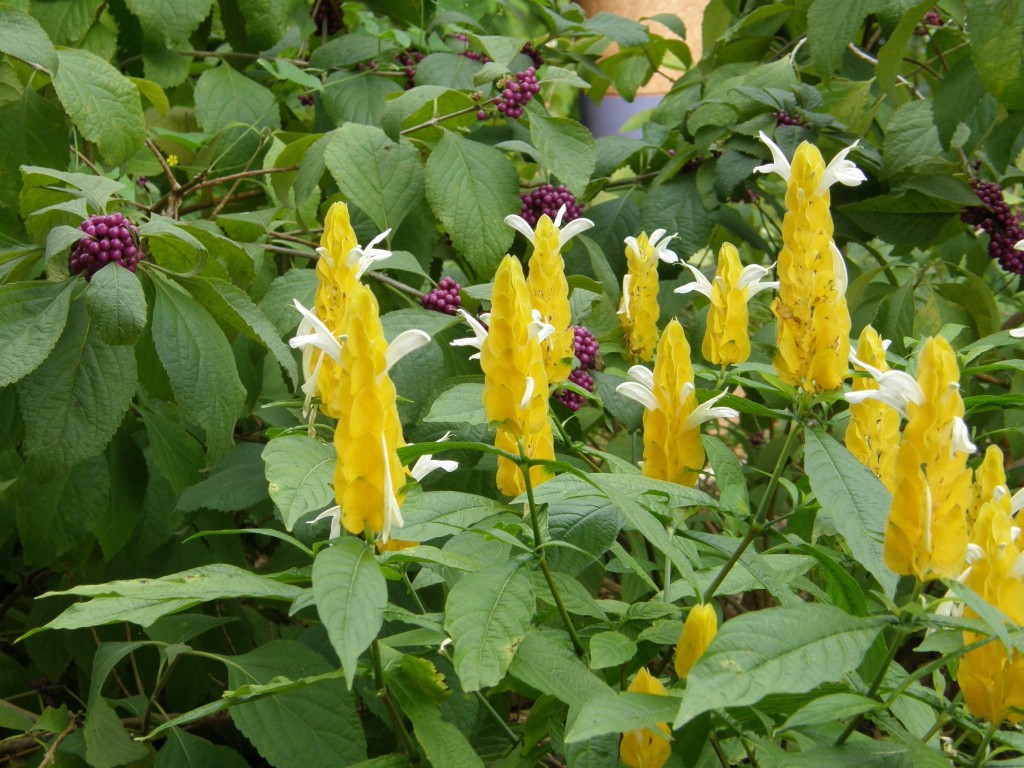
top-left (370, 639), bottom-right (420, 766)
top-left (662, 526), bottom-right (674, 603)
top-left (972, 721), bottom-right (1000, 768)
top-left (141, 655), bottom-right (180, 733)
top-left (702, 401), bottom-right (806, 603)
top-left (519, 440), bottom-right (586, 656)
top-left (400, 101), bottom-right (493, 137)
top-left (708, 729), bottom-right (730, 768)
top-left (551, 412), bottom-right (602, 471)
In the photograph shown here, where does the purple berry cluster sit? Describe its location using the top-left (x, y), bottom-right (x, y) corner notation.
top-left (396, 49), bottom-right (425, 89)
top-left (421, 276), bottom-right (462, 315)
top-left (961, 179), bottom-right (1024, 274)
top-left (494, 68), bottom-right (540, 119)
top-left (518, 184), bottom-right (584, 227)
top-left (69, 213), bottom-right (142, 279)
top-left (774, 111), bottom-right (807, 127)
top-left (298, 93), bottom-right (314, 106)
top-left (916, 7), bottom-right (944, 34)
top-left (554, 325), bottom-right (600, 411)
top-left (312, 0), bottom-right (344, 35)
top-left (521, 42), bottom-right (545, 68)
top-left (449, 33), bottom-right (491, 63)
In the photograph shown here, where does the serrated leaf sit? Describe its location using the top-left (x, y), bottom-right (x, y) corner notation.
top-left (674, 603), bottom-right (886, 727)
top-left (85, 264), bottom-right (147, 345)
top-left (194, 64), bottom-right (281, 133)
top-left (312, 538), bottom-right (387, 688)
top-left (156, 728), bottom-right (250, 768)
top-left (0, 5), bottom-right (58, 72)
top-left (321, 70), bottom-right (403, 126)
top-left (807, 0), bottom-right (882, 78)
top-left (52, 48), bottom-right (146, 165)
top-left (425, 131), bottom-right (519, 279)
top-left (529, 116), bottom-right (596, 197)
top-left (968, 0), bottom-right (1024, 109)
top-left (508, 629), bottom-right (613, 708)
top-left (257, 268), bottom-right (318, 335)
top-left (324, 123), bottom-right (424, 233)
top-left (444, 559), bottom-right (535, 691)
top-left (124, 0), bottom-right (214, 49)
top-left (589, 631), bottom-right (637, 670)
top-left (227, 641), bottom-right (367, 768)
top-left (882, 101), bottom-right (945, 176)
top-left (0, 89), bottom-right (69, 209)
top-left (17, 298), bottom-right (136, 472)
top-left (177, 442), bottom-right (269, 512)
top-left (151, 276), bottom-right (245, 464)
top-left (0, 279), bottom-right (74, 387)
top-left (638, 176), bottom-right (712, 260)
top-left (804, 428), bottom-right (898, 597)
top-left (263, 435), bottom-right (335, 530)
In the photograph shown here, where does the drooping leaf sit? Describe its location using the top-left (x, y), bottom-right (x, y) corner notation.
top-left (0, 279), bottom-right (74, 387)
top-left (529, 116), bottom-right (596, 198)
top-left (263, 435), bottom-right (336, 530)
top-left (0, 84), bottom-right (69, 209)
top-left (967, 0), bottom-right (1024, 109)
top-left (0, 5), bottom-right (58, 71)
top-left (85, 264), bottom-right (147, 345)
top-left (177, 442), bottom-right (269, 512)
top-left (155, 728), bottom-right (250, 768)
top-left (124, 0), bottom-right (214, 48)
top-left (508, 629), bottom-right (613, 708)
top-left (194, 64), bottom-right (281, 133)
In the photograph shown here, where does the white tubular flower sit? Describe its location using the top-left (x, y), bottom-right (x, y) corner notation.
top-left (348, 230), bottom-right (393, 279)
top-left (831, 242), bottom-right (848, 297)
top-left (385, 329), bottom-right (431, 373)
top-left (815, 140), bottom-right (867, 195)
top-left (617, 274), bottom-right (632, 318)
top-left (504, 205), bottom-right (596, 248)
top-left (736, 262), bottom-right (779, 298)
top-left (950, 417), bottom-right (977, 456)
top-left (410, 433), bottom-right (459, 482)
top-left (380, 436), bottom-right (404, 543)
top-left (528, 309), bottom-right (556, 343)
top-left (289, 299), bottom-right (344, 362)
top-left (1010, 326), bottom-right (1024, 339)
top-left (680, 386), bottom-right (740, 431)
top-left (844, 350), bottom-right (924, 417)
top-left (450, 309), bottom-right (490, 359)
top-left (309, 505), bottom-right (342, 541)
top-left (616, 364), bottom-right (659, 411)
top-left (675, 262), bottom-right (714, 298)
top-left (754, 131), bottom-right (792, 181)
top-left (520, 376), bottom-right (535, 409)
top-left (649, 229), bottom-right (679, 263)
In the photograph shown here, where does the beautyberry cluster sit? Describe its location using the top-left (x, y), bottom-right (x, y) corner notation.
top-left (396, 49), bottom-right (425, 89)
top-left (774, 111), bottom-right (808, 127)
top-left (917, 6), bottom-right (945, 34)
top-left (961, 179), bottom-right (1024, 274)
top-left (298, 93), bottom-right (314, 106)
top-left (518, 184), bottom-right (584, 227)
top-left (449, 33), bottom-right (491, 63)
top-left (494, 68), bottom-right (540, 119)
top-left (311, 0), bottom-right (344, 35)
top-left (69, 213), bottom-right (142, 279)
top-left (421, 276), bottom-right (462, 315)
top-left (554, 325), bottom-right (600, 411)
top-left (521, 42), bottom-right (545, 68)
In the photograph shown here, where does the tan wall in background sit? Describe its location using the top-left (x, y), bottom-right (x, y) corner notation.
top-left (578, 0), bottom-right (710, 95)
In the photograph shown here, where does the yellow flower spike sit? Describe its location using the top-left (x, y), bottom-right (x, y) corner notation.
top-left (756, 133), bottom-right (863, 392)
top-left (959, 643), bottom-right (1024, 725)
top-left (619, 230), bottom-right (678, 362)
top-left (675, 603), bottom-right (718, 679)
top-left (969, 445), bottom-right (1010, 534)
top-left (480, 255), bottom-right (555, 496)
top-left (620, 668), bottom-right (672, 768)
top-left (617, 320), bottom-right (738, 487)
top-left (882, 336), bottom-right (974, 581)
top-left (846, 325), bottom-right (900, 492)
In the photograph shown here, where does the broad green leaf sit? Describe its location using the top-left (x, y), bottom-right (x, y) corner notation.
top-left (882, 101), bottom-right (945, 176)
top-left (321, 70), bottom-right (403, 126)
top-left (128, 76), bottom-right (170, 114)
top-left (807, 0), bottom-right (882, 78)
top-left (476, 35), bottom-right (527, 67)
top-left (124, 0), bottom-right (214, 48)
top-left (194, 64), bottom-right (281, 133)
top-left (674, 604), bottom-right (886, 727)
top-left (528, 116), bottom-right (596, 197)
top-left (588, 631), bottom-right (637, 670)
top-left (565, 734), bottom-right (619, 768)
top-left (85, 697), bottom-right (150, 768)
top-left (702, 434), bottom-right (749, 515)
top-left (85, 263), bottom-right (147, 345)
top-left (94, 431), bottom-right (146, 561)
top-left (638, 176), bottom-right (712, 260)
top-left (177, 442), bottom-right (269, 512)
top-left (398, 490), bottom-right (510, 541)
top-left (839, 192), bottom-right (958, 247)
top-left (52, 48), bottom-right (146, 165)
top-left (425, 131), bottom-right (519, 279)
top-left (0, 88), bottom-right (69, 209)
top-left (139, 401), bottom-right (204, 495)
top-left (543, 487), bottom-right (621, 577)
top-left (423, 381), bottom-right (487, 425)
top-left (0, 5), bottom-right (58, 71)
top-left (584, 12), bottom-right (649, 47)
top-left (257, 268), bottom-right (318, 335)
top-left (312, 538), bottom-right (387, 688)
top-left (263, 435), bottom-right (335, 530)
top-left (967, 0), bottom-right (1024, 109)
top-left (508, 629), bottom-right (613, 708)
top-left (444, 559), bottom-right (535, 691)
top-left (228, 641), bottom-right (367, 768)
top-left (324, 123), bottom-right (425, 233)
top-left (775, 741), bottom-right (913, 767)
top-left (17, 299), bottom-right (136, 472)
top-left (381, 85), bottom-right (476, 141)
top-left (780, 693), bottom-right (880, 731)
top-left (151, 275), bottom-right (246, 464)
top-left (156, 728), bottom-right (249, 768)
top-left (31, 0), bottom-right (95, 45)
top-left (0, 279), bottom-right (74, 387)
top-left (565, 691), bottom-right (679, 743)
top-left (875, 1), bottom-right (936, 98)
top-left (804, 427), bottom-right (898, 598)
top-left (25, 596), bottom-right (198, 635)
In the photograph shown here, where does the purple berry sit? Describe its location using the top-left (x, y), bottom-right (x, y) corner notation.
top-left (69, 213), bottom-right (142, 280)
top-left (518, 184), bottom-right (583, 227)
top-left (522, 42), bottom-right (544, 68)
top-left (491, 68), bottom-right (540, 121)
top-left (572, 326), bottom-right (599, 370)
top-left (774, 111), bottom-right (807, 127)
top-left (422, 276), bottom-right (462, 315)
top-left (961, 179), bottom-right (1024, 275)
top-left (311, 0), bottom-right (344, 35)
top-left (554, 368), bottom-right (595, 411)
top-left (298, 93), bottom-right (314, 106)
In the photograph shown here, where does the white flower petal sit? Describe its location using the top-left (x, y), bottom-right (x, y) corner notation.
top-left (1012, 487), bottom-right (1024, 515)
top-left (380, 436), bottom-right (404, 543)
top-left (1016, 239), bottom-right (1024, 251)
top-left (289, 300), bottom-right (344, 362)
top-left (618, 274), bottom-right (632, 318)
top-left (683, 390), bottom-right (740, 431)
top-left (966, 543), bottom-right (985, 565)
top-left (674, 262), bottom-right (714, 298)
top-left (504, 214), bottom-right (536, 245)
top-left (624, 236), bottom-right (641, 260)
top-left (1010, 326), bottom-right (1024, 339)
top-left (450, 309), bottom-right (489, 357)
top-left (386, 329), bottom-right (431, 373)
top-left (553, 205), bottom-right (566, 228)
top-left (520, 376), bottom-right (535, 410)
top-left (616, 381), bottom-right (659, 411)
top-left (528, 309), bottom-right (556, 343)
top-left (627, 364), bottom-right (655, 391)
top-left (411, 454), bottom-right (459, 482)
top-left (950, 417), bottom-right (976, 456)
top-left (309, 505), bottom-right (342, 541)
top-left (845, 353), bottom-right (923, 417)
top-left (831, 241), bottom-right (848, 297)
top-left (816, 140), bottom-right (867, 195)
top-left (1010, 552), bottom-right (1024, 580)
top-left (754, 130), bottom-right (791, 182)
top-left (650, 230), bottom-right (679, 263)
top-left (558, 216), bottom-right (595, 248)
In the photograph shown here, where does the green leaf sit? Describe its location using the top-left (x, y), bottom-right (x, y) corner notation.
top-left (94, 431), bottom-right (146, 561)
top-left (425, 131), bottom-right (519, 279)
top-left (875, 1), bottom-right (936, 98)
top-left (638, 176), bottom-right (712, 259)
top-left (0, 279), bottom-right (74, 387)
top-left (52, 48), bottom-right (146, 166)
top-left (803, 428), bottom-right (898, 598)
top-left (674, 604), bottom-right (886, 727)
top-left (508, 629), bottom-right (613, 708)
top-left (227, 641), bottom-right (367, 768)
top-left (398, 490), bottom-right (510, 541)
top-left (156, 728), bottom-right (250, 768)
top-left (312, 538), bottom-right (387, 688)
top-left (85, 264), bottom-right (147, 345)
top-left (177, 442), bottom-right (269, 512)
top-left (324, 124), bottom-right (425, 233)
top-left (565, 690), bottom-right (679, 743)
top-left (423, 381), bottom-right (487, 425)
top-left (528, 116), bottom-right (596, 198)
top-left (702, 434), bottom-right (749, 515)
top-left (139, 401), bottom-right (204, 495)
top-left (151, 275), bottom-right (246, 464)
top-left (194, 64), bottom-right (281, 133)
top-left (565, 734), bottom-right (619, 768)
top-left (263, 435), bottom-right (335, 530)
top-left (588, 631), bottom-right (637, 670)
top-left (839, 192), bottom-right (958, 247)
top-left (321, 70), bottom-right (404, 126)
top-left (444, 559), bottom-right (535, 691)
top-left (780, 692), bottom-right (880, 731)
top-left (258, 268), bottom-right (318, 335)
top-left (17, 298), bottom-right (136, 473)
top-left (882, 101), bottom-right (945, 176)
top-left (0, 5), bottom-right (58, 71)
top-left (967, 0), bottom-right (1024, 109)
top-left (86, 697), bottom-right (150, 768)
top-left (25, 596), bottom-right (197, 635)
top-left (124, 0), bottom-right (214, 48)
top-left (807, 0), bottom-right (882, 78)
top-left (584, 12), bottom-right (649, 47)
top-left (380, 85), bottom-right (474, 140)
top-left (0, 88), bottom-right (69, 209)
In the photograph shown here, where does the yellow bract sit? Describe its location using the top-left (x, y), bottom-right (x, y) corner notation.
top-left (675, 603), bottom-right (718, 679)
top-left (526, 214), bottom-right (574, 385)
top-left (703, 243), bottom-right (752, 366)
top-left (771, 142), bottom-right (850, 392)
top-left (480, 255), bottom-right (555, 496)
top-left (846, 325), bottom-right (900, 492)
top-left (619, 232), bottom-right (661, 362)
top-left (619, 668), bottom-right (672, 768)
top-left (884, 336), bottom-right (970, 581)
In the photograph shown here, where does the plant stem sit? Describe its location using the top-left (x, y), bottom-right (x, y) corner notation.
top-left (400, 102), bottom-right (492, 136)
top-left (972, 721), bottom-right (1000, 768)
top-left (370, 639), bottom-right (420, 766)
top-left (519, 440), bottom-right (586, 656)
top-left (551, 414), bottom-right (602, 471)
top-left (708, 729), bottom-right (730, 768)
top-left (702, 401), bottom-right (806, 603)
top-left (141, 655), bottom-right (180, 733)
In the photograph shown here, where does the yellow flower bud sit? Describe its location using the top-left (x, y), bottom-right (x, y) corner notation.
top-left (846, 325), bottom-right (900, 492)
top-left (675, 603), bottom-right (718, 678)
top-left (480, 255), bottom-right (555, 496)
top-left (525, 214), bottom-right (575, 385)
top-left (619, 668), bottom-right (672, 768)
top-left (969, 445), bottom-right (1009, 535)
top-left (959, 643), bottom-right (1024, 724)
top-left (619, 231), bottom-right (676, 362)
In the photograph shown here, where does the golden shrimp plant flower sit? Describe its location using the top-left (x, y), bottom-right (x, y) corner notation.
top-left (756, 132), bottom-right (864, 392)
top-left (850, 336), bottom-right (975, 581)
top-left (675, 603), bottom-right (718, 679)
top-left (675, 242), bottom-right (777, 366)
top-left (845, 325), bottom-right (900, 492)
top-left (505, 205), bottom-right (594, 384)
top-left (618, 230), bottom-right (678, 362)
top-left (479, 255), bottom-right (556, 496)
top-left (619, 668), bottom-right (672, 768)
top-left (617, 319), bottom-right (738, 487)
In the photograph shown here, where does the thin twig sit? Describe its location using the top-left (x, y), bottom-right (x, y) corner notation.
top-left (846, 43), bottom-right (924, 98)
top-left (38, 715), bottom-right (77, 767)
top-left (193, 165), bottom-right (298, 191)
